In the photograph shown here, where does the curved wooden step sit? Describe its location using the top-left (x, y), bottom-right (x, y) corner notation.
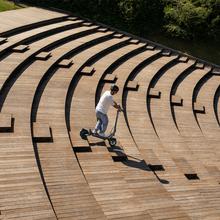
top-left (32, 32), bottom-right (128, 219)
top-left (0, 7), bottom-right (68, 36)
top-left (0, 27), bottom-right (111, 219)
top-left (69, 42), bottom-right (157, 219)
top-left (0, 19), bottom-right (84, 55)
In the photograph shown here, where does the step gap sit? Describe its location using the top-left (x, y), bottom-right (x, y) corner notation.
top-left (112, 155), bottom-right (127, 162)
top-left (184, 173), bottom-right (200, 180)
top-left (148, 164), bottom-right (165, 171)
top-left (72, 146), bottom-right (92, 153)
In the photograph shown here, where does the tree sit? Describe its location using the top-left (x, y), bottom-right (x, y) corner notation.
top-left (163, 0), bottom-right (220, 40)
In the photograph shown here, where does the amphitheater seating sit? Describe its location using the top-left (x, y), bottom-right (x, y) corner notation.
top-left (0, 7), bottom-right (67, 35)
top-left (0, 7), bottom-right (220, 220)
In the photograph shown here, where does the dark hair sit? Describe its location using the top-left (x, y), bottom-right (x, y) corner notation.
top-left (110, 84), bottom-right (119, 92)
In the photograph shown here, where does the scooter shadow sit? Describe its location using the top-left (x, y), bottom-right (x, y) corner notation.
top-left (111, 145), bottom-right (170, 184)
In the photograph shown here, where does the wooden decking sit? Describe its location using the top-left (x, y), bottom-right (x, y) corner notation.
top-left (0, 7), bottom-right (219, 220)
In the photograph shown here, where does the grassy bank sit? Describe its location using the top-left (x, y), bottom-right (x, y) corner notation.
top-left (0, 0), bottom-right (26, 12)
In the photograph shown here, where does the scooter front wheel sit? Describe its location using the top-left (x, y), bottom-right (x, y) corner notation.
top-left (109, 137), bottom-right (117, 146)
top-left (80, 128), bottom-right (89, 140)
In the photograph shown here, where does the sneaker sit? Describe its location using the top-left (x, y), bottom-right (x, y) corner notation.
top-left (98, 132), bottom-right (107, 138)
top-left (92, 129), bottom-right (98, 134)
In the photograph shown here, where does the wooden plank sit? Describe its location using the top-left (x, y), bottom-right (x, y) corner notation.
top-left (58, 59), bottom-right (73, 68)
top-left (82, 22), bottom-right (93, 26)
top-left (146, 44), bottom-right (156, 50)
top-left (98, 27), bottom-right (109, 32)
top-left (105, 141), bottom-right (127, 162)
top-left (206, 166), bottom-right (220, 182)
top-left (195, 62), bottom-right (205, 69)
top-left (178, 56), bottom-right (189, 63)
top-left (113, 33), bottom-right (124, 38)
top-left (141, 149), bottom-right (165, 171)
top-left (103, 74), bottom-right (117, 83)
top-left (129, 39), bottom-right (140, 44)
top-left (171, 95), bottom-right (183, 106)
top-left (80, 66), bottom-right (95, 76)
top-left (173, 158), bottom-right (196, 174)
top-left (126, 81), bottom-right (139, 91)
top-left (66, 16), bottom-right (78, 21)
top-left (0, 37), bottom-right (7, 44)
top-left (33, 122), bottom-right (53, 142)
top-left (12, 45), bottom-right (29, 52)
top-left (194, 102), bottom-right (205, 113)
top-left (0, 113), bottom-right (13, 132)
top-left (0, 7), bottom-right (67, 34)
top-left (148, 88), bottom-right (161, 98)
top-left (162, 50), bottom-right (172, 56)
top-left (35, 52), bottom-right (51, 60)
top-left (212, 68), bottom-right (220, 75)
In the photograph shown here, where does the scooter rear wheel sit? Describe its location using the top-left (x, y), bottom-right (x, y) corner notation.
top-left (109, 137), bottom-right (117, 146)
top-left (80, 128), bottom-right (89, 140)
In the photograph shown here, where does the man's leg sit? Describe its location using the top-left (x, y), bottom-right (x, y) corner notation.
top-left (95, 111), bottom-right (103, 132)
top-left (100, 113), bottom-right (108, 133)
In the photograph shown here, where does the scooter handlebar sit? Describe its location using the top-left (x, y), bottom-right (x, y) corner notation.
top-left (118, 106), bottom-right (124, 112)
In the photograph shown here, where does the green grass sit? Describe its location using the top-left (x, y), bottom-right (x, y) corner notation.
top-left (147, 32), bottom-right (220, 66)
top-left (0, 0), bottom-right (26, 12)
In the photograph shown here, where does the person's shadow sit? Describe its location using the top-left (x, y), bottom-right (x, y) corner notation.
top-left (110, 145), bottom-right (170, 184)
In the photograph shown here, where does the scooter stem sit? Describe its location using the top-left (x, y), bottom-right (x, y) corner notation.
top-left (112, 108), bottom-right (121, 135)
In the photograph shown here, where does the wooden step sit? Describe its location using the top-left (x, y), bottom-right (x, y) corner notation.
top-left (113, 33), bottom-right (124, 38)
top-left (195, 62), bottom-right (205, 69)
top-left (80, 66), bottom-right (95, 76)
top-left (141, 149), bottom-right (165, 171)
top-left (162, 50), bottom-right (172, 56)
top-left (178, 56), bottom-right (189, 63)
top-left (103, 74), bottom-right (117, 83)
top-left (194, 102), bottom-right (205, 113)
top-left (0, 37), bottom-right (7, 44)
top-left (58, 59), bottom-right (73, 68)
top-left (171, 95), bottom-right (183, 106)
top-left (146, 44), bottom-right (156, 50)
top-left (173, 158), bottom-right (200, 180)
top-left (82, 22), bottom-right (93, 26)
top-left (126, 81), bottom-right (139, 91)
top-left (12, 45), bottom-right (29, 53)
top-left (206, 166), bottom-right (220, 182)
top-left (106, 142), bottom-right (127, 162)
top-left (0, 113), bottom-right (14, 132)
top-left (87, 135), bottom-right (106, 147)
top-left (97, 27), bottom-right (109, 32)
top-left (33, 122), bottom-right (53, 142)
top-left (148, 88), bottom-right (161, 98)
top-left (72, 141), bottom-right (92, 152)
top-left (66, 16), bottom-right (78, 21)
top-left (129, 39), bottom-right (140, 44)
top-left (35, 51), bottom-right (51, 60)
top-left (71, 131), bottom-right (91, 152)
top-left (212, 68), bottom-right (220, 75)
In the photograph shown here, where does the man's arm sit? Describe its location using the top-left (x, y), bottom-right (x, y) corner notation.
top-left (113, 101), bottom-right (121, 110)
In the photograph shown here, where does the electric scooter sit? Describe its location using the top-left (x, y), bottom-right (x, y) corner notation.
top-left (80, 107), bottom-right (123, 146)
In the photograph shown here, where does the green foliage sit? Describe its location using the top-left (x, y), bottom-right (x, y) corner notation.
top-left (0, 0), bottom-right (22, 12)
top-left (22, 0), bottom-right (219, 41)
top-left (163, 0), bottom-right (220, 40)
top-left (117, 0), bottom-right (164, 34)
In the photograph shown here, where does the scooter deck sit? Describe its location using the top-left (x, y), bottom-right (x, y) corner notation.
top-left (88, 129), bottom-right (112, 140)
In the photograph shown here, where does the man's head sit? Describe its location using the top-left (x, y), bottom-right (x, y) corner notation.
top-left (110, 84), bottom-right (119, 95)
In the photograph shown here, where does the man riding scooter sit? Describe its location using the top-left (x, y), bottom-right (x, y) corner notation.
top-left (93, 84), bottom-right (121, 137)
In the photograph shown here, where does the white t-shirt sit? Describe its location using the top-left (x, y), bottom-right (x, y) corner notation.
top-left (96, 91), bottom-right (114, 114)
